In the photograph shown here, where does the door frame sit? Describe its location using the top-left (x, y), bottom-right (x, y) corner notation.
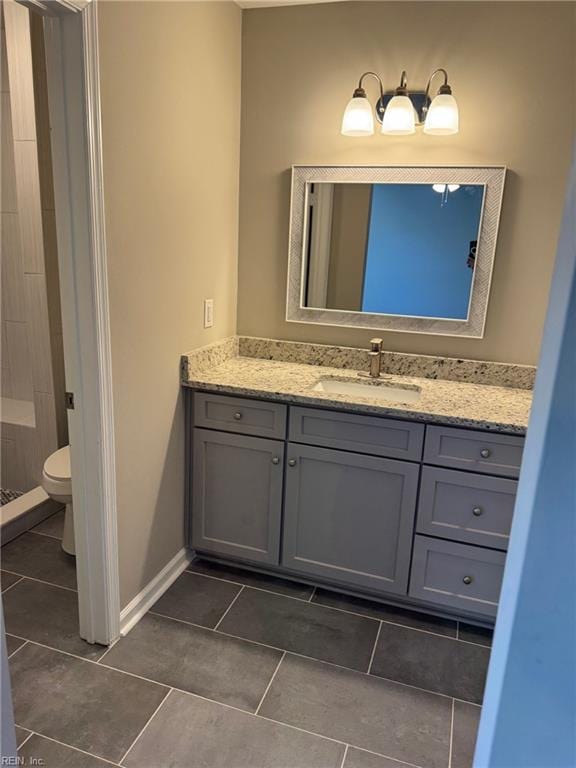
top-left (18, 0), bottom-right (120, 645)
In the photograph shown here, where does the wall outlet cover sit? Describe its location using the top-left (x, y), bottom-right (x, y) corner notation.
top-left (204, 298), bottom-right (214, 328)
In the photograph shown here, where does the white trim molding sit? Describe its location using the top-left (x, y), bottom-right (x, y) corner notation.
top-left (120, 549), bottom-right (193, 637)
top-left (36, 0), bottom-right (120, 645)
top-left (286, 165), bottom-right (506, 338)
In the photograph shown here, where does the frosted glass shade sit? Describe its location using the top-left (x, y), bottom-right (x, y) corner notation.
top-left (381, 95), bottom-right (415, 135)
top-left (341, 96), bottom-right (374, 136)
top-left (424, 93), bottom-right (459, 135)
top-left (432, 184), bottom-right (460, 193)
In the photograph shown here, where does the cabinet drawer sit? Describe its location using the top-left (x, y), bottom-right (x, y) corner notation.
top-left (417, 466), bottom-right (517, 550)
top-left (410, 536), bottom-right (505, 618)
top-left (194, 393), bottom-right (287, 439)
top-left (289, 407), bottom-right (424, 461)
top-left (424, 425), bottom-right (524, 478)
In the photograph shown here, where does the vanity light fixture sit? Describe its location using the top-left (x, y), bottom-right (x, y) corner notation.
top-left (432, 184), bottom-right (460, 193)
top-left (341, 68), bottom-right (459, 137)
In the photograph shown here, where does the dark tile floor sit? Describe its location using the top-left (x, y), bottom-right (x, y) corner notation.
top-left (3, 513), bottom-right (492, 768)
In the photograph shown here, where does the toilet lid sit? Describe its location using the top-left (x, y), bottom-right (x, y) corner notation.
top-left (44, 445), bottom-right (71, 482)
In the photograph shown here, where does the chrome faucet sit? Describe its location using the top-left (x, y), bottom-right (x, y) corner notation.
top-left (359, 338), bottom-right (384, 379)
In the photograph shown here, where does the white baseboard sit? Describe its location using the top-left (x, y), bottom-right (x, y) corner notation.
top-left (119, 547), bottom-right (192, 636)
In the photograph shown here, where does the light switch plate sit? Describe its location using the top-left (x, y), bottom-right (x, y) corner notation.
top-left (204, 298), bottom-right (214, 328)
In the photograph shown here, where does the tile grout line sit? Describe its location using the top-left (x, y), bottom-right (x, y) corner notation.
top-left (95, 635), bottom-right (123, 665)
top-left (339, 743), bottom-right (349, 768)
top-left (16, 620), bottom-right (483, 707)
top-left (187, 564), bottom-right (492, 646)
top-left (118, 687), bottom-right (173, 766)
top-left (349, 745), bottom-right (424, 768)
top-left (367, 620), bottom-right (383, 674)
top-left (27, 529), bottom-right (64, 542)
top-left (186, 567), bottom-right (314, 603)
top-left (213, 585), bottom-right (245, 631)
top-left (1, 576), bottom-right (24, 595)
top-left (2, 574), bottom-right (78, 594)
top-left (448, 698), bottom-right (455, 768)
top-left (146, 610), bottom-right (473, 703)
top-left (15, 637), bottom-right (444, 766)
top-left (16, 730), bottom-right (34, 751)
top-left (254, 651), bottom-right (286, 716)
top-left (19, 730), bottom-right (119, 766)
top-left (7, 640), bottom-right (28, 659)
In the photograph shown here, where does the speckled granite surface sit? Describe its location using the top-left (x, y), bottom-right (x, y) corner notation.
top-left (181, 336), bottom-right (239, 379)
top-left (182, 339), bottom-right (532, 434)
top-left (238, 337), bottom-right (536, 390)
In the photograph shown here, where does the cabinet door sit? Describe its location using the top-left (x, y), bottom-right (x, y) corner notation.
top-left (192, 428), bottom-right (284, 564)
top-left (282, 444), bottom-right (419, 595)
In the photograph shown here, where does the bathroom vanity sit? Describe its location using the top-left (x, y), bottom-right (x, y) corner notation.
top-left (183, 163), bottom-right (530, 625)
top-left (183, 343), bottom-right (532, 625)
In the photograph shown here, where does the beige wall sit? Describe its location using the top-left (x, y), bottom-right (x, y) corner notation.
top-left (98, 1), bottom-right (241, 607)
top-left (327, 184), bottom-right (371, 311)
top-left (238, 1), bottom-right (575, 364)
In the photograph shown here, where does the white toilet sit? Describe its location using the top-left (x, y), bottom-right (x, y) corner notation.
top-left (41, 445), bottom-right (75, 556)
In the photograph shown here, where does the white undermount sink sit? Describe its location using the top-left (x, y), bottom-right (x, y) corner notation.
top-left (312, 377), bottom-right (422, 404)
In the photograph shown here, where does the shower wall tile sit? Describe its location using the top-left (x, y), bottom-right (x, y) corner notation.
top-left (3, 0), bottom-right (36, 141)
top-left (1, 433), bottom-right (33, 493)
top-left (1, 213), bottom-right (26, 321)
top-left (24, 392), bottom-right (59, 483)
top-left (14, 141), bottom-right (44, 274)
top-left (51, 333), bottom-right (68, 445)
top-left (1, 1), bottom-right (66, 497)
top-left (4, 320), bottom-right (34, 402)
top-left (25, 274), bottom-right (53, 395)
top-left (42, 212), bottom-right (62, 335)
top-left (1, 24), bottom-right (10, 94)
top-left (1, 91), bottom-right (17, 213)
top-left (2, 364), bottom-right (13, 400)
top-left (30, 17), bottom-right (55, 214)
top-left (1, 437), bottom-right (19, 490)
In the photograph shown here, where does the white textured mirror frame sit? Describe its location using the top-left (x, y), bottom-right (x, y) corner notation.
top-left (286, 165), bottom-right (506, 337)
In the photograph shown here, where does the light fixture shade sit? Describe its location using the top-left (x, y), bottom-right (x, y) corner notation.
top-left (424, 93), bottom-right (459, 135)
top-left (341, 96), bottom-right (374, 136)
top-left (381, 95), bottom-right (415, 135)
top-left (432, 183), bottom-right (460, 193)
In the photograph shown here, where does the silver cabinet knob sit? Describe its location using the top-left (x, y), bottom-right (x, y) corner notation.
top-left (462, 575), bottom-right (473, 585)
top-left (234, 412), bottom-right (242, 420)
top-left (288, 458), bottom-right (297, 467)
top-left (472, 506), bottom-right (483, 517)
top-left (480, 448), bottom-right (491, 458)
top-left (271, 456), bottom-right (280, 465)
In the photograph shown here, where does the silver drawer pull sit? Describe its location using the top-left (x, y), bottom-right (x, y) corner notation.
top-left (480, 448), bottom-right (491, 458)
top-left (271, 456), bottom-right (280, 465)
top-left (234, 412), bottom-right (243, 420)
top-left (462, 575), bottom-right (474, 585)
top-left (472, 506), bottom-right (483, 517)
top-left (288, 458), bottom-right (297, 467)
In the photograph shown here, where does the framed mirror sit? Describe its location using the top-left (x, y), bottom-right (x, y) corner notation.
top-left (286, 165), bottom-right (506, 337)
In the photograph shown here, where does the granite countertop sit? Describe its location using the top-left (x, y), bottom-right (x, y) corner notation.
top-left (183, 354), bottom-right (533, 435)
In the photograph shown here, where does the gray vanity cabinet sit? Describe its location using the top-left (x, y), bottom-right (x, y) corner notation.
top-left (191, 428), bottom-right (284, 565)
top-left (187, 390), bottom-right (524, 622)
top-left (282, 444), bottom-right (419, 595)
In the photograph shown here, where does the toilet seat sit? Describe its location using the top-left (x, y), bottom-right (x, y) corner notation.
top-left (43, 445), bottom-right (71, 482)
top-left (42, 446), bottom-right (72, 500)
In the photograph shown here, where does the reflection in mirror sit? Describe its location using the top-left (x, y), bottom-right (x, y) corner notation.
top-left (304, 182), bottom-right (485, 320)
